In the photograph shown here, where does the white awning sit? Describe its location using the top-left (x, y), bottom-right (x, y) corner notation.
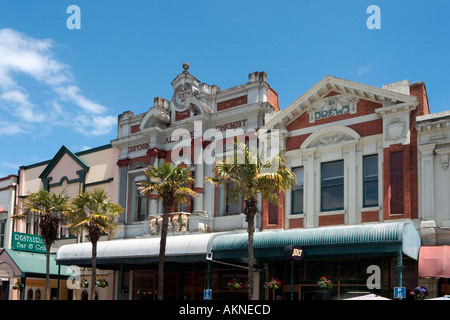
top-left (56, 233), bottom-right (224, 266)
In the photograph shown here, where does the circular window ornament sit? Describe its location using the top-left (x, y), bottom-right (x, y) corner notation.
top-left (173, 83), bottom-right (192, 109)
top-left (385, 118), bottom-right (407, 141)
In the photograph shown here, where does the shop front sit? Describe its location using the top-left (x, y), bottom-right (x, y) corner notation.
top-left (418, 245), bottom-right (450, 297)
top-left (0, 248), bottom-right (72, 300)
top-left (211, 221), bottom-right (421, 300)
top-left (56, 221), bottom-right (420, 300)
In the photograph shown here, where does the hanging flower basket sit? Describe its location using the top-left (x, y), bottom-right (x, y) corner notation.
top-left (226, 278), bottom-right (244, 291)
top-left (96, 278), bottom-right (109, 288)
top-left (10, 282), bottom-right (24, 291)
top-left (264, 279), bottom-right (282, 290)
top-left (410, 286), bottom-right (429, 300)
top-left (317, 276), bottom-right (333, 290)
top-left (81, 279), bottom-right (89, 288)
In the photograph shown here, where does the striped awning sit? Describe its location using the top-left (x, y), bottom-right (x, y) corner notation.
top-left (56, 233), bottom-right (224, 267)
top-left (211, 222), bottom-right (421, 261)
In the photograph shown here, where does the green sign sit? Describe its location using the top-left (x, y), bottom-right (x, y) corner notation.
top-left (11, 232), bottom-right (46, 253)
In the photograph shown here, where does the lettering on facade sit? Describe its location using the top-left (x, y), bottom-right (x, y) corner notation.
top-left (165, 119), bottom-right (248, 143)
top-left (309, 96), bottom-right (358, 123)
top-left (216, 119), bottom-right (247, 132)
top-left (128, 143), bottom-right (150, 153)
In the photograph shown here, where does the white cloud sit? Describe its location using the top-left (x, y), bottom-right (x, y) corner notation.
top-left (0, 120), bottom-right (27, 136)
top-left (357, 65), bottom-right (371, 76)
top-left (0, 28), bottom-right (115, 136)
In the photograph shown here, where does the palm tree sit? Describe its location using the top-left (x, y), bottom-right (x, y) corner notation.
top-left (68, 189), bottom-right (123, 300)
top-left (207, 143), bottom-right (295, 300)
top-left (138, 162), bottom-right (197, 300)
top-left (22, 189), bottom-right (70, 300)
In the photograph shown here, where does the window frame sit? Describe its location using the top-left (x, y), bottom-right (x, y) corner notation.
top-left (320, 160), bottom-right (344, 212)
top-left (291, 166), bottom-right (304, 215)
top-left (363, 154), bottom-right (379, 208)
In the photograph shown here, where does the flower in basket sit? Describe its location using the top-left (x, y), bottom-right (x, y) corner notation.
top-left (410, 286), bottom-right (429, 300)
top-left (227, 278), bottom-right (243, 291)
top-left (80, 279), bottom-right (89, 288)
top-left (96, 278), bottom-right (109, 288)
top-left (10, 282), bottom-right (24, 290)
top-left (264, 279), bottom-right (282, 290)
top-left (317, 276), bottom-right (333, 290)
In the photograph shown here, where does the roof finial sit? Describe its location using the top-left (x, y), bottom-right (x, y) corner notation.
top-left (182, 62), bottom-right (190, 72)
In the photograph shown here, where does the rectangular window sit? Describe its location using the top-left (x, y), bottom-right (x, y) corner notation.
top-left (291, 167), bottom-right (304, 214)
top-left (135, 187), bottom-right (148, 221)
top-left (0, 220), bottom-right (5, 247)
top-left (321, 160), bottom-right (344, 211)
top-left (363, 155), bottom-right (379, 207)
top-left (225, 183), bottom-right (242, 215)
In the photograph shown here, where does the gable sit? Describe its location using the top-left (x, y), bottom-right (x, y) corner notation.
top-left (263, 76), bottom-right (418, 132)
top-left (286, 92), bottom-right (382, 132)
top-left (39, 146), bottom-right (89, 190)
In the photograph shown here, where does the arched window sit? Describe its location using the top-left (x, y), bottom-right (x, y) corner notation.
top-left (81, 290), bottom-right (89, 300)
top-left (27, 288), bottom-right (33, 300)
top-left (35, 288), bottom-right (41, 300)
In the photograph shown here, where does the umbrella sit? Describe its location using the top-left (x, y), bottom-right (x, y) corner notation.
top-left (427, 295), bottom-right (450, 300)
top-left (344, 294), bottom-right (390, 300)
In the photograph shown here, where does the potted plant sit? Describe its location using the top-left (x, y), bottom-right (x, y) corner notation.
top-left (263, 279), bottom-right (282, 290)
top-left (227, 278), bottom-right (244, 291)
top-left (96, 278), bottom-right (109, 288)
top-left (81, 279), bottom-right (89, 288)
top-left (410, 286), bottom-right (429, 300)
top-left (10, 282), bottom-right (24, 291)
top-left (317, 276), bottom-right (333, 290)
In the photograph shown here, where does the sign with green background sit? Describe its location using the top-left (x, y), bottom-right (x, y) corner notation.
top-left (11, 232), bottom-right (46, 253)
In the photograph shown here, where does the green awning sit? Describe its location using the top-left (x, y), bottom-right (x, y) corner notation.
top-left (0, 249), bottom-right (72, 278)
top-left (211, 222), bottom-right (421, 261)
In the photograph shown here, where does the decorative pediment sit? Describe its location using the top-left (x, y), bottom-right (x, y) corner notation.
top-left (140, 98), bottom-right (171, 131)
top-left (39, 146), bottom-right (89, 190)
top-left (301, 126), bottom-right (360, 150)
top-left (262, 75), bottom-right (418, 130)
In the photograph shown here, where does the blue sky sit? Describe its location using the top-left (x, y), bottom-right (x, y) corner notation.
top-left (1, 0), bottom-right (450, 177)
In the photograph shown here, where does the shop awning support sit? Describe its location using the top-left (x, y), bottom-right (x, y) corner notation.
top-left (397, 251), bottom-right (403, 288)
top-left (118, 263), bottom-right (124, 300)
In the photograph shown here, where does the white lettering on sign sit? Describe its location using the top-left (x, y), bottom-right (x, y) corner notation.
top-left (309, 96), bottom-right (358, 123)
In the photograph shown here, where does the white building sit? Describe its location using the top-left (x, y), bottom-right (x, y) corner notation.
top-left (416, 110), bottom-right (450, 296)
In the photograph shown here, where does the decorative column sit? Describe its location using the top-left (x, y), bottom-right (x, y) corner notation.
top-left (146, 148), bottom-right (166, 216)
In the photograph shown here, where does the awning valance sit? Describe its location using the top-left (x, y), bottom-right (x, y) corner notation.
top-left (212, 222), bottom-right (421, 261)
top-left (56, 233), bottom-right (224, 267)
top-left (418, 245), bottom-right (450, 278)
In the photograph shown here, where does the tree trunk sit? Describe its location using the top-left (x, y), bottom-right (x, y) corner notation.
top-left (45, 243), bottom-right (51, 300)
top-left (245, 199), bottom-right (257, 300)
top-left (158, 197), bottom-right (172, 300)
top-left (91, 239), bottom-right (97, 300)
top-left (89, 226), bottom-right (100, 300)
